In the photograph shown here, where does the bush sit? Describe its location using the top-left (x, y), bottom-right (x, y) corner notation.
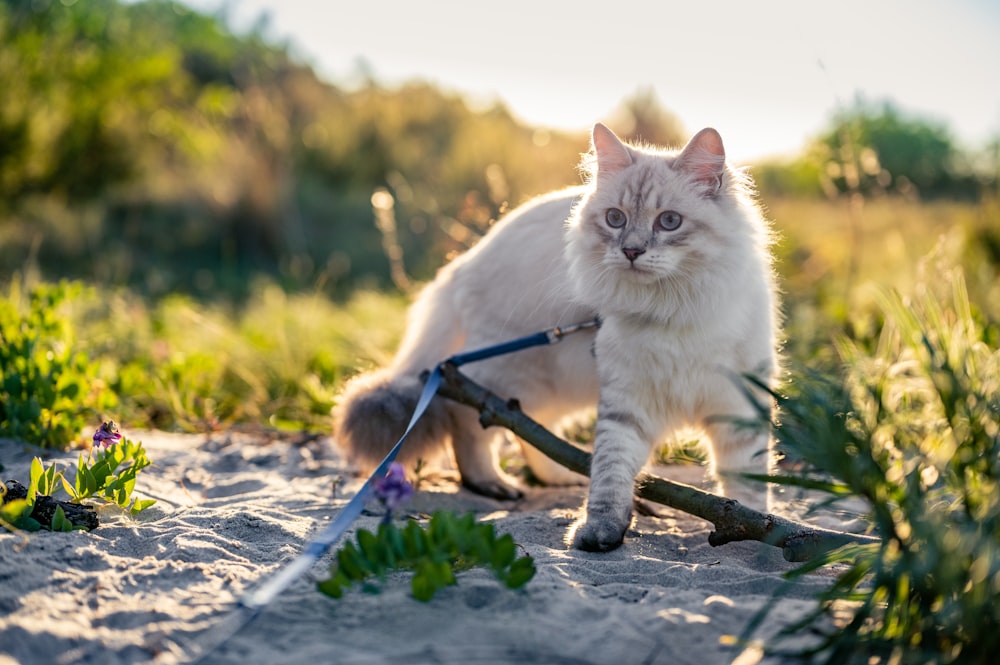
top-left (756, 266), bottom-right (1000, 664)
top-left (0, 280), bottom-right (116, 448)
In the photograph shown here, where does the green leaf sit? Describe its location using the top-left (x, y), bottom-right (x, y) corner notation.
top-left (317, 577), bottom-right (343, 599)
top-left (410, 575), bottom-right (433, 602)
top-left (337, 543), bottom-right (368, 580)
top-left (402, 520), bottom-right (426, 558)
top-left (381, 522), bottom-right (404, 556)
top-left (79, 465), bottom-right (98, 498)
top-left (0, 498), bottom-right (32, 529)
top-left (504, 557), bottom-right (536, 589)
top-left (18, 517), bottom-right (42, 532)
top-left (357, 529), bottom-right (379, 560)
top-left (28, 457), bottom-right (43, 502)
top-left (130, 499), bottom-right (156, 515)
top-left (411, 562), bottom-right (439, 602)
top-left (60, 474), bottom-right (78, 501)
top-left (434, 560), bottom-right (456, 588)
top-left (50, 505), bottom-right (73, 532)
top-left (491, 534), bottom-right (516, 570)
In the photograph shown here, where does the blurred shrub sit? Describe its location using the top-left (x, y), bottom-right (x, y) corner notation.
top-left (71, 282), bottom-right (407, 431)
top-left (0, 0), bottom-right (595, 300)
top-left (0, 1), bottom-right (712, 302)
top-left (755, 99), bottom-right (996, 201)
top-left (755, 265), bottom-right (1000, 663)
top-left (0, 280), bottom-right (116, 448)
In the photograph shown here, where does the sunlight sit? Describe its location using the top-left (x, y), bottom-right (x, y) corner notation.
top-left (657, 607), bottom-right (712, 625)
top-left (181, 0), bottom-right (999, 162)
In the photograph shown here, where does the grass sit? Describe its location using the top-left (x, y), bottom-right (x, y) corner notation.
top-left (3, 194), bottom-right (999, 663)
top-left (749, 267), bottom-right (1000, 664)
top-left (1, 280), bottom-right (407, 444)
top-left (3, 195), bottom-right (996, 444)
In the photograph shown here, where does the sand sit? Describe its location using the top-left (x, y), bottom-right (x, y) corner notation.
top-left (0, 431), bottom-right (841, 665)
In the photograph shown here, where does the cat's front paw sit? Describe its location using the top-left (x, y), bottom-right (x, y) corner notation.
top-left (571, 507), bottom-right (631, 552)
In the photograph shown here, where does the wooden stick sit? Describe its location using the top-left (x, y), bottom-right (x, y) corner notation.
top-left (3, 479), bottom-right (100, 531)
top-left (431, 362), bottom-right (878, 562)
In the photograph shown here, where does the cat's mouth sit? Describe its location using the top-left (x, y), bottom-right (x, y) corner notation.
top-left (616, 261), bottom-right (658, 282)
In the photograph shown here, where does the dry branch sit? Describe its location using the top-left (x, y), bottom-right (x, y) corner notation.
top-left (430, 362), bottom-right (878, 562)
top-left (3, 479), bottom-right (100, 531)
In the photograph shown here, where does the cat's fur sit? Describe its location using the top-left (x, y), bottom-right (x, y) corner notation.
top-left (335, 123), bottom-right (779, 551)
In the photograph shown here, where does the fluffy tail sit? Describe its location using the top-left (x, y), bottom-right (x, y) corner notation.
top-left (333, 276), bottom-right (464, 473)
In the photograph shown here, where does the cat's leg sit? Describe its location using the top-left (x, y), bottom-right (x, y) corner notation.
top-left (518, 408), bottom-right (589, 486)
top-left (704, 420), bottom-right (772, 513)
top-left (520, 439), bottom-right (587, 486)
top-left (449, 405), bottom-right (523, 500)
top-left (571, 407), bottom-right (651, 551)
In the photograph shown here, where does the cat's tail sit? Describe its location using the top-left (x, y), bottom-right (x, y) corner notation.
top-left (333, 274), bottom-right (463, 473)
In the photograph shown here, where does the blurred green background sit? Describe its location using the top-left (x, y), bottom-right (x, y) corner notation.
top-left (1, 0), bottom-right (998, 434)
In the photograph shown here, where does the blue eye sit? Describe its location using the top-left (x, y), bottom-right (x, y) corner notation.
top-left (655, 210), bottom-right (683, 232)
top-left (605, 208), bottom-right (626, 228)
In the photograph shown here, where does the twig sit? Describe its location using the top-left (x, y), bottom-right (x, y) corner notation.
top-left (430, 362), bottom-right (879, 562)
top-left (3, 479), bottom-right (100, 531)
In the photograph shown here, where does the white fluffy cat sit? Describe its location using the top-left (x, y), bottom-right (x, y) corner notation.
top-left (335, 123), bottom-right (779, 551)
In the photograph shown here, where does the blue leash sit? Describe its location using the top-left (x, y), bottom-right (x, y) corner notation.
top-left (189, 318), bottom-right (599, 661)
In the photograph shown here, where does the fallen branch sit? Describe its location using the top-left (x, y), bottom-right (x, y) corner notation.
top-left (430, 362), bottom-right (879, 562)
top-left (3, 479), bottom-right (100, 531)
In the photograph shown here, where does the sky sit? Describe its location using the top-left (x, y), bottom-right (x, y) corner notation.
top-left (183, 0), bottom-right (1000, 164)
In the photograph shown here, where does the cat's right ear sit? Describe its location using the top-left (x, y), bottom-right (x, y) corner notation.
top-left (592, 123), bottom-right (632, 177)
top-left (676, 128), bottom-right (726, 196)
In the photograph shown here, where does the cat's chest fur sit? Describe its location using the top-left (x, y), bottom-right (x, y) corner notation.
top-left (594, 314), bottom-right (721, 423)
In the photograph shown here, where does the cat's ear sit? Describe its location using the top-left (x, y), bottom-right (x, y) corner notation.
top-left (592, 123), bottom-right (632, 176)
top-left (676, 128), bottom-right (726, 196)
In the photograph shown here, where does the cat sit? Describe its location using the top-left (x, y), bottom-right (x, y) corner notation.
top-left (334, 123), bottom-right (779, 551)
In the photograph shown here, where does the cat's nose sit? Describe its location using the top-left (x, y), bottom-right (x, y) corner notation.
top-left (622, 247), bottom-right (645, 262)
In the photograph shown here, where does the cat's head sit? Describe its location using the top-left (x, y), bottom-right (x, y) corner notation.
top-left (566, 123), bottom-right (763, 320)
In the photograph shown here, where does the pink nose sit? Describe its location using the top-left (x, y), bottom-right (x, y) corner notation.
top-left (622, 247), bottom-right (645, 262)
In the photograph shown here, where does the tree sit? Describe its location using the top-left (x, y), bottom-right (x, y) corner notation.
top-left (605, 88), bottom-right (686, 148)
top-left (818, 99), bottom-right (962, 198)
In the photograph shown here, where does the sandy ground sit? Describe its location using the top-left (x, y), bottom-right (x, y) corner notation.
top-left (0, 430), bottom-right (842, 665)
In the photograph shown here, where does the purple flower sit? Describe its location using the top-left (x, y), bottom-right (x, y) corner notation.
top-left (92, 421), bottom-right (123, 449)
top-left (373, 463), bottom-right (413, 517)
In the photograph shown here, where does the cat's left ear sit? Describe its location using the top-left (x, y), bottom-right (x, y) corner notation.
top-left (676, 128), bottom-right (726, 197)
top-left (592, 123), bottom-right (633, 177)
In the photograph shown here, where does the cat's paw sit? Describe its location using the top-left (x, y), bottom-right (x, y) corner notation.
top-left (572, 519), bottom-right (628, 552)
top-left (570, 511), bottom-right (630, 552)
top-left (461, 477), bottom-right (523, 501)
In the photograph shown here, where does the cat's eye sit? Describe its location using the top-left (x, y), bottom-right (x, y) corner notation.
top-left (605, 208), bottom-right (627, 228)
top-left (655, 210), bottom-right (683, 232)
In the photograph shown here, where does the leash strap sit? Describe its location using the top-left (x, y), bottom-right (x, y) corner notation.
top-left (242, 317), bottom-right (598, 609)
top-left (194, 318), bottom-right (601, 662)
top-left (192, 318), bottom-right (599, 660)
top-left (242, 366), bottom-right (444, 609)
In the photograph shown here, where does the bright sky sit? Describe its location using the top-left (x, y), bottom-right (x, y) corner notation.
top-left (184, 0), bottom-right (1000, 164)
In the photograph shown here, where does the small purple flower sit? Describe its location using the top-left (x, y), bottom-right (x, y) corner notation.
top-left (373, 463), bottom-right (413, 519)
top-left (92, 421), bottom-right (123, 449)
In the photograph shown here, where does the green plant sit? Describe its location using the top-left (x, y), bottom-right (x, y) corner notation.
top-left (0, 423), bottom-right (156, 533)
top-left (1, 458), bottom-right (50, 532)
top-left (63, 431), bottom-right (156, 515)
top-left (1, 458), bottom-right (82, 532)
top-left (0, 279), bottom-right (116, 449)
top-left (749, 267), bottom-right (1000, 664)
top-left (0, 492), bottom-right (36, 532)
top-left (318, 511), bottom-right (536, 602)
